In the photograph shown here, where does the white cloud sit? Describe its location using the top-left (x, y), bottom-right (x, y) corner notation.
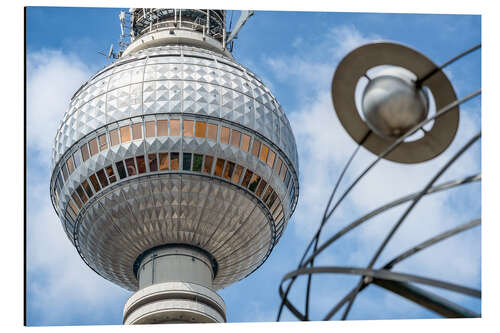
top-left (26, 49), bottom-right (130, 325)
top-left (27, 49), bottom-right (93, 166)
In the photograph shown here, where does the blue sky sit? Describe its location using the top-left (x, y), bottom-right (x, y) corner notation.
top-left (26, 3), bottom-right (481, 326)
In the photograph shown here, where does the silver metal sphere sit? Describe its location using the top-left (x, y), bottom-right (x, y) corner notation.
top-left (49, 44), bottom-right (299, 291)
top-left (362, 69), bottom-right (429, 139)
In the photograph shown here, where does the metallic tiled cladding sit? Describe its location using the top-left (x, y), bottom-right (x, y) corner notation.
top-left (76, 174), bottom-right (272, 290)
top-left (51, 45), bottom-right (298, 172)
top-left (50, 44), bottom-right (299, 291)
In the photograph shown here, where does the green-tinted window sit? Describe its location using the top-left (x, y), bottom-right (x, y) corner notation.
top-left (193, 154), bottom-right (203, 172)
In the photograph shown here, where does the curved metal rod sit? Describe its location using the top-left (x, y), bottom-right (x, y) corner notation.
top-left (281, 215), bottom-right (481, 321)
top-left (286, 173), bottom-right (480, 321)
top-left (277, 89), bottom-right (481, 321)
top-left (417, 43), bottom-right (481, 85)
top-left (383, 218), bottom-right (481, 270)
top-left (322, 217), bottom-right (481, 320)
top-left (277, 131), bottom-right (371, 321)
top-left (282, 266), bottom-right (481, 298)
top-left (341, 132), bottom-right (481, 319)
top-left (301, 173), bottom-right (481, 269)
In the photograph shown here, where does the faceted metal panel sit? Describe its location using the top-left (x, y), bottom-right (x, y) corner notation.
top-left (74, 174), bottom-right (272, 290)
top-left (52, 45), bottom-right (298, 171)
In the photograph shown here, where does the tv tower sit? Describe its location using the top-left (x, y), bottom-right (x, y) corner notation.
top-left (49, 8), bottom-right (299, 324)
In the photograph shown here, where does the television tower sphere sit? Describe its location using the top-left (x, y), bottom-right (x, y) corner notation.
top-left (49, 9), bottom-right (299, 324)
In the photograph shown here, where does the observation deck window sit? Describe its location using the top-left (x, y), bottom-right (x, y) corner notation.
top-left (80, 144), bottom-right (90, 162)
top-left (231, 130), bottom-right (241, 147)
top-left (110, 129), bottom-right (120, 146)
top-left (116, 161), bottom-right (127, 179)
top-left (195, 121), bottom-right (207, 138)
top-left (170, 120), bottom-right (180, 136)
top-left (96, 169), bottom-right (109, 188)
top-left (148, 153), bottom-right (158, 172)
top-left (241, 134), bottom-right (251, 152)
top-left (137, 155), bottom-right (147, 174)
top-left (106, 165), bottom-right (117, 183)
top-left (183, 120), bottom-right (194, 137)
top-left (158, 120), bottom-right (168, 136)
top-left (89, 174), bottom-right (101, 192)
top-left (203, 155), bottom-right (214, 174)
top-left (214, 158), bottom-right (225, 177)
top-left (221, 126), bottom-right (230, 144)
top-left (99, 134), bottom-right (108, 151)
top-left (120, 126), bottom-right (131, 143)
top-left (132, 123), bottom-right (143, 140)
top-left (125, 158), bottom-right (136, 176)
top-left (251, 139), bottom-right (261, 157)
top-left (223, 161), bottom-right (235, 180)
top-left (232, 164), bottom-right (244, 184)
top-left (183, 153), bottom-right (192, 171)
top-left (193, 154), bottom-right (203, 172)
top-left (207, 123), bottom-right (218, 141)
top-left (171, 152), bottom-right (180, 170)
top-left (145, 121), bottom-right (156, 137)
top-left (89, 138), bottom-right (99, 156)
top-left (159, 153), bottom-right (169, 170)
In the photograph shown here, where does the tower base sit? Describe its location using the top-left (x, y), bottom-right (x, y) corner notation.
top-left (123, 281), bottom-right (226, 324)
top-left (123, 246), bottom-right (226, 324)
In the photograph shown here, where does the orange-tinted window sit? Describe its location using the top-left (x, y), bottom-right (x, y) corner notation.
top-left (76, 185), bottom-right (88, 204)
top-left (203, 155), bottom-right (214, 174)
top-left (68, 198), bottom-right (80, 215)
top-left (280, 164), bottom-right (287, 181)
top-left (207, 124), bottom-right (218, 140)
top-left (195, 121), bottom-right (207, 138)
top-left (256, 179), bottom-right (267, 197)
top-left (89, 173), bottom-right (101, 192)
top-left (81, 144), bottom-right (90, 162)
top-left (170, 120), bottom-right (180, 136)
top-left (230, 130), bottom-right (241, 147)
top-left (262, 186), bottom-right (273, 202)
top-left (120, 126), bottom-right (131, 143)
top-left (251, 139), bottom-right (261, 157)
top-left (232, 164), bottom-right (244, 184)
top-left (171, 152), bottom-right (179, 170)
top-left (260, 144), bottom-right (269, 162)
top-left (71, 192), bottom-right (83, 209)
top-left (98, 134), bottom-right (108, 151)
top-left (214, 158), bottom-right (225, 177)
top-left (109, 129), bottom-right (119, 146)
top-left (223, 161), bottom-right (235, 180)
top-left (136, 155), bottom-right (146, 174)
top-left (145, 121), bottom-right (155, 137)
top-left (248, 174), bottom-right (261, 192)
top-left (89, 138), bottom-right (99, 156)
top-left (159, 153), bottom-right (169, 170)
top-left (132, 123), bottom-right (143, 140)
top-left (275, 157), bottom-right (283, 174)
top-left (267, 150), bottom-right (276, 168)
top-left (106, 165), bottom-right (116, 183)
top-left (66, 156), bottom-right (75, 174)
top-left (183, 120), bottom-right (194, 137)
top-left (221, 126), bottom-right (230, 144)
top-left (125, 158), bottom-right (136, 176)
top-left (241, 134), bottom-right (251, 152)
top-left (96, 169), bottom-right (108, 188)
top-left (157, 120), bottom-right (168, 136)
top-left (241, 169), bottom-right (253, 187)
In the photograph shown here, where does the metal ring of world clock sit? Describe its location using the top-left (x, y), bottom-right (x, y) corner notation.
top-left (331, 41), bottom-right (459, 164)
